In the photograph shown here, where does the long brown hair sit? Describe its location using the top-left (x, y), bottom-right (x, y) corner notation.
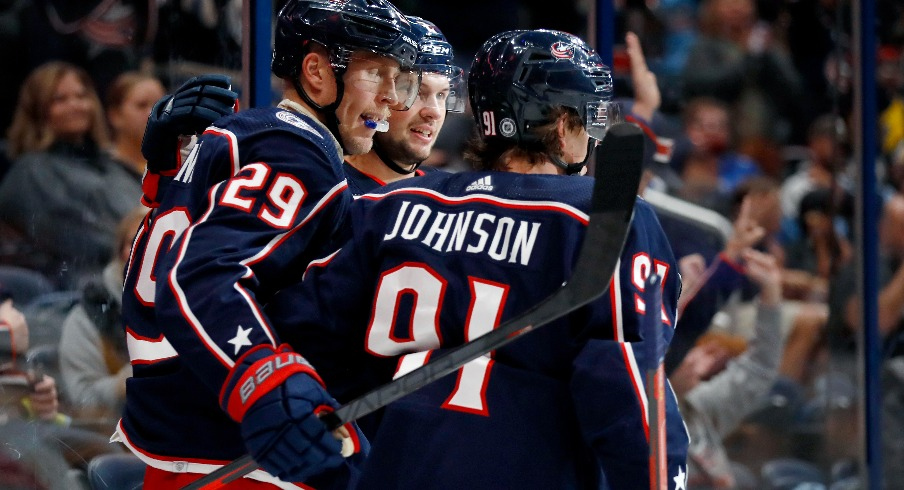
top-left (464, 107), bottom-right (582, 171)
top-left (6, 61), bottom-right (110, 160)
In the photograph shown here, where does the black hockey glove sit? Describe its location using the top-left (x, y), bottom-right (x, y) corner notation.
top-left (141, 74), bottom-right (238, 174)
top-left (220, 344), bottom-right (350, 482)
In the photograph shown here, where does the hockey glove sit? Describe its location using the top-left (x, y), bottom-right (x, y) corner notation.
top-left (220, 344), bottom-right (346, 482)
top-left (141, 74), bottom-right (238, 174)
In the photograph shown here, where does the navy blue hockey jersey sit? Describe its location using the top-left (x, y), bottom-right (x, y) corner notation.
top-left (266, 171), bottom-right (689, 489)
top-left (342, 160), bottom-right (438, 197)
top-left (117, 105), bottom-right (361, 488)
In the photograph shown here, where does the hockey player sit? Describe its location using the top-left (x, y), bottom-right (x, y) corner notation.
top-left (266, 29), bottom-right (689, 489)
top-left (343, 15), bottom-right (465, 196)
top-left (116, 0), bottom-right (421, 488)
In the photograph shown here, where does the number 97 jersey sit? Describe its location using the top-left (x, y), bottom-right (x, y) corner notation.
top-left (267, 170), bottom-right (688, 489)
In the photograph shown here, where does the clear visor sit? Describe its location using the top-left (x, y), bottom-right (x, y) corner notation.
top-left (336, 55), bottom-right (422, 111)
top-left (419, 65), bottom-right (466, 113)
top-left (585, 100), bottom-right (620, 140)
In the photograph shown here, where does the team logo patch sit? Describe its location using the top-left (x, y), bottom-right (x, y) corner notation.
top-left (499, 118), bottom-right (517, 138)
top-left (276, 111), bottom-right (320, 137)
top-left (551, 42), bottom-right (574, 59)
top-left (465, 175), bottom-right (493, 192)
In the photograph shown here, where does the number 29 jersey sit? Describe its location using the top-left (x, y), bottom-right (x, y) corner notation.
top-left (117, 105), bottom-right (354, 486)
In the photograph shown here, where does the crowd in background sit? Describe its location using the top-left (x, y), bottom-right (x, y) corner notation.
top-left (0, 0), bottom-right (903, 488)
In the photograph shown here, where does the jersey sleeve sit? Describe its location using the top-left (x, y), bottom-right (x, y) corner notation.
top-left (154, 127), bottom-right (352, 394)
top-left (573, 199), bottom-right (689, 490)
top-left (585, 198), bottom-right (681, 344)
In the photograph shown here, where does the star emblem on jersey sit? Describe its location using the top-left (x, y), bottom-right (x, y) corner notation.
top-left (674, 465), bottom-right (687, 490)
top-left (228, 325), bottom-right (253, 355)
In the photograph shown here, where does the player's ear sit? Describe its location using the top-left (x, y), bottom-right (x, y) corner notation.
top-left (300, 46), bottom-right (336, 104)
top-left (556, 115), bottom-right (568, 151)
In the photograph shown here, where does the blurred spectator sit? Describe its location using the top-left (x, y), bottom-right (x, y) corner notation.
top-left (828, 192), bottom-right (904, 485)
top-left (644, 0), bottom-right (699, 113)
top-left (879, 46), bottom-right (904, 160)
top-left (59, 207), bottom-right (145, 425)
top-left (0, 61), bottom-right (142, 287)
top-left (681, 0), bottom-right (808, 173)
top-left (672, 96), bottom-right (762, 215)
top-left (1, 282), bottom-right (121, 489)
top-left (779, 113), bottom-right (853, 241)
top-left (670, 248), bottom-right (783, 489)
top-left (731, 177), bottom-right (784, 260)
top-left (0, 0), bottom-right (155, 142)
top-left (783, 188), bottom-right (853, 303)
top-left (828, 193), bottom-right (904, 358)
top-left (105, 71), bottom-right (166, 179)
top-left (887, 142), bottom-right (904, 196)
top-left (666, 194), bottom-right (762, 373)
top-left (1, 286), bottom-right (29, 369)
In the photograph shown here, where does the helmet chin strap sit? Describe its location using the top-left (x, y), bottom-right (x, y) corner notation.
top-left (549, 139), bottom-right (595, 175)
top-left (292, 75), bottom-right (348, 154)
top-left (373, 140), bottom-right (421, 175)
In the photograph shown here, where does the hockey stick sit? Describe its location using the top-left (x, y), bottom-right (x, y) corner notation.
top-left (183, 122), bottom-right (644, 490)
top-left (643, 273), bottom-right (668, 490)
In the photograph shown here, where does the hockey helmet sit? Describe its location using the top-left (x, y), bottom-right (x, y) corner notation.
top-left (272, 0), bottom-right (421, 110)
top-left (407, 16), bottom-right (465, 113)
top-left (468, 29), bottom-right (616, 145)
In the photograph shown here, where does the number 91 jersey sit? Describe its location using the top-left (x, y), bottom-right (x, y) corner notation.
top-left (267, 170), bottom-right (688, 489)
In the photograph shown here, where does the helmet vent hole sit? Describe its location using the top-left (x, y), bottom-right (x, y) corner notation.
top-left (347, 18), bottom-right (397, 41)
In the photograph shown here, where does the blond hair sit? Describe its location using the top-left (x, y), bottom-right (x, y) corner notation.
top-left (6, 61), bottom-right (110, 160)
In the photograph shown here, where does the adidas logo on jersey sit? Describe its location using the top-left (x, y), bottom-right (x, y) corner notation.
top-left (465, 176), bottom-right (493, 192)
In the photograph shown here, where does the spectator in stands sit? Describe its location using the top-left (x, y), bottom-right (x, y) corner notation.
top-left (681, 0), bottom-right (807, 174)
top-left (878, 45), bottom-right (904, 158)
top-left (1, 281), bottom-right (120, 489)
top-left (670, 247), bottom-right (783, 489)
top-left (0, 61), bottom-right (142, 287)
top-left (783, 188), bottom-right (852, 303)
top-left (828, 192), bottom-right (904, 358)
top-left (666, 195), bottom-right (762, 372)
top-left (672, 96), bottom-right (761, 216)
top-left (105, 71), bottom-right (166, 180)
top-left (59, 206), bottom-right (145, 425)
top-left (779, 113), bottom-right (853, 242)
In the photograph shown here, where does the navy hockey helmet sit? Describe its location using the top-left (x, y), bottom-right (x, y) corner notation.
top-left (272, 0), bottom-right (420, 110)
top-left (468, 29), bottom-right (617, 145)
top-left (407, 16), bottom-right (465, 113)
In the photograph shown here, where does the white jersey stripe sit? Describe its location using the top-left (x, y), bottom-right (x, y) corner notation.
top-left (112, 423), bottom-right (306, 489)
top-left (169, 182), bottom-right (238, 367)
top-left (126, 330), bottom-right (178, 364)
top-left (359, 186), bottom-right (590, 225)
